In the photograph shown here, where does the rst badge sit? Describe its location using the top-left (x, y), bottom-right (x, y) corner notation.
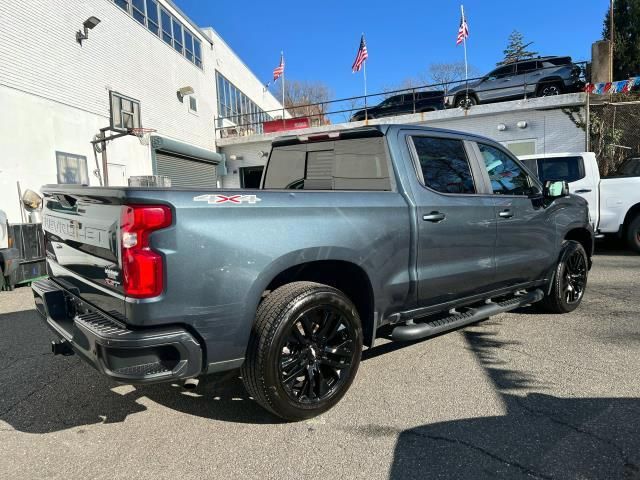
top-left (193, 194), bottom-right (262, 205)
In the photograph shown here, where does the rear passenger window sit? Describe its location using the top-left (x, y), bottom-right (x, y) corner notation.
top-left (411, 137), bottom-right (476, 194)
top-left (537, 156), bottom-right (585, 183)
top-left (478, 143), bottom-right (536, 195)
top-left (263, 137), bottom-right (391, 190)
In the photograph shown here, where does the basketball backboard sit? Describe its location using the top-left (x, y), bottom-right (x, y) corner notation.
top-left (109, 91), bottom-right (141, 132)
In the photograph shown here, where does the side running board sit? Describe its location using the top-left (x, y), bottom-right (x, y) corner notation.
top-left (391, 289), bottom-right (544, 342)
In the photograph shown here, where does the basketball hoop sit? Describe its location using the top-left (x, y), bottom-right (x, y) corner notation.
top-left (129, 127), bottom-right (156, 146)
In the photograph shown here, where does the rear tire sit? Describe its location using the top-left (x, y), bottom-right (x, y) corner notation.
top-left (537, 82), bottom-right (563, 97)
top-left (241, 281), bottom-right (363, 421)
top-left (625, 215), bottom-right (640, 253)
top-left (539, 241), bottom-right (588, 313)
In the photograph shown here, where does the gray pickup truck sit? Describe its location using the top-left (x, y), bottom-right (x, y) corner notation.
top-left (33, 125), bottom-right (593, 420)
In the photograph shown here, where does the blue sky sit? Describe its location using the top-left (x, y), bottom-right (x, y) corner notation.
top-left (176, 0), bottom-right (608, 100)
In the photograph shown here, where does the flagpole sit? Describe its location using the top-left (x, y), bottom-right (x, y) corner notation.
top-left (461, 5), bottom-right (469, 107)
top-left (281, 51), bottom-right (285, 126)
top-left (363, 58), bottom-right (368, 124)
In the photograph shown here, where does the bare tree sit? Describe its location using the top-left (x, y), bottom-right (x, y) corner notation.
top-left (270, 80), bottom-right (333, 125)
top-left (428, 62), bottom-right (478, 89)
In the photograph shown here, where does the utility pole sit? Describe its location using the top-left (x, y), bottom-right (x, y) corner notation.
top-left (610, 0), bottom-right (614, 82)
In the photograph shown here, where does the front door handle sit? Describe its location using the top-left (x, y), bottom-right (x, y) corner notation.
top-left (499, 209), bottom-right (514, 219)
top-left (574, 189), bottom-right (592, 193)
top-left (423, 212), bottom-right (446, 223)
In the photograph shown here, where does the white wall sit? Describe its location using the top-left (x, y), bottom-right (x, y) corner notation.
top-left (0, 0), bottom-right (284, 221)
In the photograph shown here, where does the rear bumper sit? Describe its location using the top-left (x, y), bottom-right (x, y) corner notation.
top-left (32, 278), bottom-right (203, 384)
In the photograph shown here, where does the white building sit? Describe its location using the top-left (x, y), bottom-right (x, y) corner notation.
top-left (0, 0), bottom-right (283, 222)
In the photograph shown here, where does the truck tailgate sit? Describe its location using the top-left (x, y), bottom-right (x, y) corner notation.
top-left (42, 188), bottom-right (126, 317)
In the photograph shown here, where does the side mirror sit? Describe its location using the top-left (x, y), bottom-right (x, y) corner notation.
top-left (543, 180), bottom-right (569, 199)
top-left (485, 76), bottom-right (497, 82)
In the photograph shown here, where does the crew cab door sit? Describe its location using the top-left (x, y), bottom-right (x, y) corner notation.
top-left (402, 132), bottom-right (497, 306)
top-left (473, 143), bottom-right (557, 287)
top-left (479, 65), bottom-right (516, 102)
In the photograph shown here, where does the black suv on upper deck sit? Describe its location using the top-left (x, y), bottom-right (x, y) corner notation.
top-left (445, 56), bottom-right (585, 108)
top-left (351, 91), bottom-right (445, 121)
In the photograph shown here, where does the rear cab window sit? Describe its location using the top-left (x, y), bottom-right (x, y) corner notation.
top-left (522, 156), bottom-right (586, 183)
top-left (263, 137), bottom-right (392, 191)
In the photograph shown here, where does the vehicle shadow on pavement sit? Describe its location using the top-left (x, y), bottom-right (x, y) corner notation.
top-left (0, 307), bottom-right (282, 434)
top-left (386, 329), bottom-right (640, 480)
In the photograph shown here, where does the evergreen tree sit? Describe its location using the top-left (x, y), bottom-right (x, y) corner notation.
top-left (603, 0), bottom-right (640, 79)
top-left (498, 30), bottom-right (539, 65)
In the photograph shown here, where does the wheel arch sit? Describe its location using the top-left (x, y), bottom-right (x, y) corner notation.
top-left (564, 227), bottom-right (594, 264)
top-left (454, 90), bottom-right (478, 103)
top-left (621, 202), bottom-right (640, 233)
top-left (536, 76), bottom-right (564, 92)
top-left (263, 259), bottom-right (376, 347)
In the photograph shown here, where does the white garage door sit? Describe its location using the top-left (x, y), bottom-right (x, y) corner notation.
top-left (155, 151), bottom-right (218, 188)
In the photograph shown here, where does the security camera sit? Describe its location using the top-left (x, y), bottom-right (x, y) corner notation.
top-left (177, 86), bottom-right (195, 101)
top-left (76, 16), bottom-right (101, 45)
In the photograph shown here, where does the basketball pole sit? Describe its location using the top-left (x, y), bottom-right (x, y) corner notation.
top-left (100, 131), bottom-right (109, 187)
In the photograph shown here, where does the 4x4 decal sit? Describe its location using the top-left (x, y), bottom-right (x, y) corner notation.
top-left (193, 194), bottom-right (262, 205)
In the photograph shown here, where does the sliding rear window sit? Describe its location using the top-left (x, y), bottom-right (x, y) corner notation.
top-left (263, 138), bottom-right (392, 191)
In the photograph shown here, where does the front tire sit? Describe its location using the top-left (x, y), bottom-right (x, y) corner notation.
top-left (241, 282), bottom-right (363, 421)
top-left (455, 94), bottom-right (477, 108)
top-left (539, 241), bottom-right (588, 313)
top-left (625, 215), bottom-right (640, 253)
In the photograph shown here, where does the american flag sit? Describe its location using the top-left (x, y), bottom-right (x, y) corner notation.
top-left (352, 35), bottom-right (368, 73)
top-left (456, 9), bottom-right (469, 45)
top-left (273, 53), bottom-right (284, 81)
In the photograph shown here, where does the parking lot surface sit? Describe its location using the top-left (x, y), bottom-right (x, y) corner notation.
top-left (1, 244), bottom-right (639, 480)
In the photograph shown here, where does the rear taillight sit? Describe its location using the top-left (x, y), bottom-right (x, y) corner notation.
top-left (120, 205), bottom-right (172, 298)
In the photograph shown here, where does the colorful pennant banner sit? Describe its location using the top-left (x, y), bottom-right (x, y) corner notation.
top-left (585, 77), bottom-right (640, 95)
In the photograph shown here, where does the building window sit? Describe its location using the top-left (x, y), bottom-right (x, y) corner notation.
top-left (160, 7), bottom-right (172, 45)
top-left (131, 0), bottom-right (145, 24)
top-left (172, 18), bottom-right (183, 54)
top-left (111, 0), bottom-right (203, 69)
top-left (504, 139), bottom-right (536, 156)
top-left (146, 0), bottom-right (159, 35)
top-left (189, 96), bottom-right (197, 113)
top-left (215, 72), bottom-right (271, 134)
top-left (194, 39), bottom-right (202, 68)
top-left (114, 0), bottom-right (129, 12)
top-left (56, 152), bottom-right (89, 185)
top-left (184, 30), bottom-right (194, 62)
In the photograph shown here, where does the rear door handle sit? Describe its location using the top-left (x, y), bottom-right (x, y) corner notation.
top-left (423, 212), bottom-right (446, 223)
top-left (574, 189), bottom-right (592, 193)
top-left (499, 209), bottom-right (514, 219)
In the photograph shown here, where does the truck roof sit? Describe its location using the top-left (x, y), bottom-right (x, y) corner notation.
top-left (272, 124), bottom-right (498, 147)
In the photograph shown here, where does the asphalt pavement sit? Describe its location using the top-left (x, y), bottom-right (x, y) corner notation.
top-left (1, 242), bottom-right (639, 480)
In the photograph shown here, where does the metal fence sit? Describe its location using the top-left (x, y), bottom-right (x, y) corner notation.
top-left (588, 96), bottom-right (640, 175)
top-left (215, 61), bottom-right (588, 139)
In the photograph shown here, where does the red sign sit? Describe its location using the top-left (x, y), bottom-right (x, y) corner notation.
top-left (263, 118), bottom-right (311, 134)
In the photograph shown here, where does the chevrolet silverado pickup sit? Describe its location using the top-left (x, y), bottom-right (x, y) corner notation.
top-left (33, 125), bottom-right (593, 420)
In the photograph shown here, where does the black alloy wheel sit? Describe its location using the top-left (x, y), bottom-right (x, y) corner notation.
top-left (538, 83), bottom-right (562, 97)
top-left (538, 240), bottom-right (589, 313)
top-left (561, 247), bottom-right (587, 304)
top-left (456, 95), bottom-right (477, 109)
top-left (242, 282), bottom-right (363, 421)
top-left (278, 304), bottom-right (357, 404)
